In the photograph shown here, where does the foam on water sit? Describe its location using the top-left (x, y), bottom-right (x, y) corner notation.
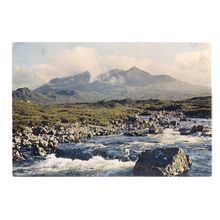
top-left (158, 128), bottom-right (206, 145)
top-left (77, 142), bottom-right (106, 148)
top-left (13, 154), bottom-right (135, 177)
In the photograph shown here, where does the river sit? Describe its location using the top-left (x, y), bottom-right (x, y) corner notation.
top-left (13, 118), bottom-right (212, 177)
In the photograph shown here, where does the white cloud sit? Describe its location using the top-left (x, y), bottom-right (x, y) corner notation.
top-left (173, 46), bottom-right (211, 86)
top-left (51, 47), bottom-right (103, 80)
top-left (13, 45), bottom-right (211, 89)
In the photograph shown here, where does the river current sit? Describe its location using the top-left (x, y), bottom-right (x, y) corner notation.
top-left (13, 118), bottom-right (211, 177)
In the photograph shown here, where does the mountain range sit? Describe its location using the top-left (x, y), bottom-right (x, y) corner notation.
top-left (13, 67), bottom-right (211, 104)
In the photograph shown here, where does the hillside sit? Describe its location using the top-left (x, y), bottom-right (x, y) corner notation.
top-left (14, 67), bottom-right (211, 104)
top-left (13, 96), bottom-right (211, 128)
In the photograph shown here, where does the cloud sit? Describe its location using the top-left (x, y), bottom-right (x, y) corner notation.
top-left (51, 47), bottom-right (103, 80)
top-left (13, 45), bottom-right (211, 89)
top-left (173, 46), bottom-right (211, 86)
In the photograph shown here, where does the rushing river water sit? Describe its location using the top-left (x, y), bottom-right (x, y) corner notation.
top-left (13, 118), bottom-right (212, 177)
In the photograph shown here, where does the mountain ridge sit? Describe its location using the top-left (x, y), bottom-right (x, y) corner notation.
top-left (13, 67), bottom-right (211, 104)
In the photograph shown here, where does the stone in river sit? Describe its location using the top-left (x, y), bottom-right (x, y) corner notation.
top-left (133, 147), bottom-right (192, 176)
top-left (169, 120), bottom-right (179, 128)
top-left (179, 128), bottom-right (192, 135)
top-left (191, 125), bottom-right (204, 133)
top-left (55, 148), bottom-right (92, 161)
top-left (38, 147), bottom-right (47, 157)
top-left (179, 125), bottom-right (205, 135)
top-left (149, 127), bottom-right (163, 134)
top-left (124, 130), bottom-right (148, 136)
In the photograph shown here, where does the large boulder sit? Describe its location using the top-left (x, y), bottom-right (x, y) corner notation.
top-left (55, 148), bottom-right (92, 160)
top-left (133, 147), bottom-right (192, 176)
top-left (191, 125), bottom-right (204, 133)
top-left (179, 125), bottom-right (205, 136)
top-left (179, 128), bottom-right (192, 135)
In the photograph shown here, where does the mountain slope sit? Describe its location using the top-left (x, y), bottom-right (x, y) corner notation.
top-left (12, 88), bottom-right (53, 104)
top-left (16, 67), bottom-right (211, 103)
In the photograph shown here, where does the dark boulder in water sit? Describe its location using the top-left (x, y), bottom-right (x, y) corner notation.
top-left (133, 147), bottom-right (192, 176)
top-left (179, 125), bottom-right (205, 136)
top-left (169, 120), bottom-right (179, 128)
top-left (179, 128), bottom-right (192, 135)
top-left (55, 148), bottom-right (92, 161)
top-left (191, 125), bottom-right (204, 133)
top-left (92, 148), bottom-right (132, 162)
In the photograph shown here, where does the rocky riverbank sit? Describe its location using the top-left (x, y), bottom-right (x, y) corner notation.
top-left (13, 114), bottom-right (148, 162)
top-left (13, 109), bottom-right (211, 163)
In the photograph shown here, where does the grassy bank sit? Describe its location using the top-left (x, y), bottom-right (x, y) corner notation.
top-left (13, 96), bottom-right (211, 129)
top-left (13, 100), bottom-right (140, 128)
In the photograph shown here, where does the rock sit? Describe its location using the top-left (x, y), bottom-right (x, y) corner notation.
top-left (33, 126), bottom-right (48, 135)
top-left (49, 136), bottom-right (55, 141)
top-left (179, 128), bottom-right (192, 135)
top-left (169, 120), bottom-right (179, 128)
top-left (13, 150), bottom-right (25, 162)
top-left (53, 139), bottom-right (58, 145)
top-left (158, 119), bottom-right (169, 127)
top-left (14, 136), bottom-right (21, 144)
top-left (92, 148), bottom-right (132, 162)
top-left (55, 148), bottom-right (92, 160)
top-left (38, 147), bottom-right (47, 157)
top-left (185, 110), bottom-right (211, 118)
top-left (39, 139), bottom-right (48, 148)
top-left (186, 155), bottom-right (192, 166)
top-left (191, 125), bottom-right (204, 133)
top-left (180, 125), bottom-right (205, 136)
top-left (21, 126), bottom-right (33, 135)
top-left (48, 140), bottom-right (58, 149)
top-left (127, 115), bottom-right (138, 123)
top-left (67, 134), bottom-right (75, 141)
top-left (32, 142), bottom-right (39, 148)
top-left (149, 127), bottom-right (163, 134)
top-left (87, 132), bottom-right (93, 138)
top-left (124, 130), bottom-right (148, 136)
top-left (48, 129), bottom-right (56, 135)
top-left (140, 111), bottom-right (151, 116)
top-left (92, 148), bottom-right (109, 158)
top-left (60, 117), bottom-right (69, 123)
top-left (133, 147), bottom-right (192, 176)
top-left (180, 116), bottom-right (187, 122)
top-left (201, 127), bottom-right (212, 137)
top-left (21, 139), bottom-right (32, 146)
top-left (149, 117), bottom-right (154, 122)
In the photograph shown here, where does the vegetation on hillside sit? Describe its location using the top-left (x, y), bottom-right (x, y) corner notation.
top-left (13, 96), bottom-right (211, 129)
top-left (13, 100), bottom-right (139, 128)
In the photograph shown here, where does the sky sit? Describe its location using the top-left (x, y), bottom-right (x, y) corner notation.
top-left (12, 42), bottom-right (211, 90)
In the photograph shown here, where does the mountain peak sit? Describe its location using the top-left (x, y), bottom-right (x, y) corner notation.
top-left (125, 66), bottom-right (151, 76)
top-left (15, 87), bottom-right (31, 92)
top-left (13, 87), bottom-right (32, 96)
top-left (32, 67), bottom-right (211, 103)
top-left (12, 87), bottom-right (52, 104)
top-left (127, 66), bottom-right (141, 71)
